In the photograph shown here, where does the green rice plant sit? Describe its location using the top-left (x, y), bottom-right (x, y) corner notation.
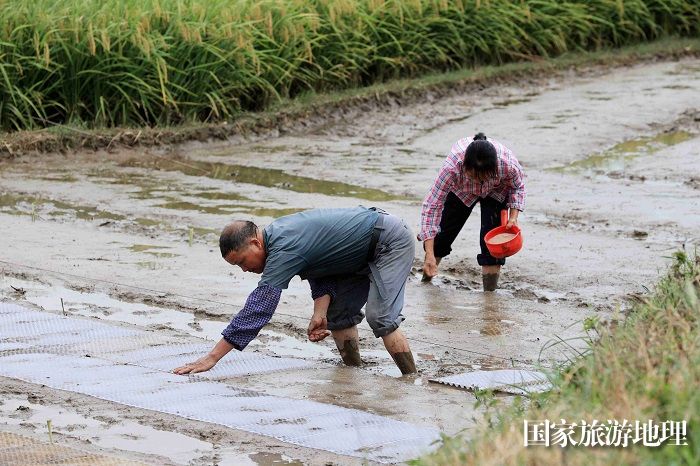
top-left (46, 419), bottom-right (53, 443)
top-left (1, 0), bottom-right (699, 131)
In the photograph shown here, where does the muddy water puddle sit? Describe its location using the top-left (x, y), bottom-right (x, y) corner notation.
top-left (86, 169), bottom-right (300, 219)
top-left (551, 130), bottom-right (694, 175)
top-left (123, 157), bottom-right (406, 201)
top-left (127, 244), bottom-right (180, 258)
top-left (0, 189), bottom-right (219, 245)
top-left (0, 191), bottom-right (126, 222)
top-left (155, 200), bottom-right (303, 218)
top-left (1, 165), bottom-right (303, 252)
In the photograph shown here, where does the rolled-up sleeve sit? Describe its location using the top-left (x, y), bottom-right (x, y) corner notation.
top-left (506, 158), bottom-right (526, 211)
top-left (221, 284), bottom-right (282, 350)
top-left (308, 277), bottom-right (337, 301)
top-left (418, 162), bottom-right (456, 241)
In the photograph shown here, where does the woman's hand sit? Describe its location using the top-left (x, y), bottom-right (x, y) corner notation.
top-left (506, 208), bottom-right (520, 229)
top-left (422, 256), bottom-right (439, 279)
top-left (422, 238), bottom-right (439, 280)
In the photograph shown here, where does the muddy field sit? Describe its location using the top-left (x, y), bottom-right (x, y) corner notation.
top-left (1, 58), bottom-right (699, 465)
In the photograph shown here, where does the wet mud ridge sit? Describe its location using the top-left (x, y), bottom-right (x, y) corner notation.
top-left (1, 58), bottom-right (699, 464)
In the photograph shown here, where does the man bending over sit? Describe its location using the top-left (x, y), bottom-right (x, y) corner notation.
top-left (173, 206), bottom-right (417, 375)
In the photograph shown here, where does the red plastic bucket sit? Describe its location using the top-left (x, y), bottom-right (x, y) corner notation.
top-left (484, 210), bottom-right (523, 259)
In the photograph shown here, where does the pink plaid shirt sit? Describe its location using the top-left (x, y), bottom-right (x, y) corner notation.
top-left (418, 136), bottom-right (526, 241)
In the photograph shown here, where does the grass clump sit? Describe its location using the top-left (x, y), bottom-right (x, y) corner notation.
top-left (2, 0), bottom-right (700, 132)
top-left (418, 251), bottom-right (700, 465)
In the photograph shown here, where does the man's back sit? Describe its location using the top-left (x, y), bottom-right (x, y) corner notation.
top-left (260, 206), bottom-right (379, 289)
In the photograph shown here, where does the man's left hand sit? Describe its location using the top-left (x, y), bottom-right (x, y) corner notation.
top-left (307, 314), bottom-right (331, 342)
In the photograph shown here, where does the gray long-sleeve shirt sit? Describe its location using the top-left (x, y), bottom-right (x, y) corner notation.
top-left (222, 207), bottom-right (379, 349)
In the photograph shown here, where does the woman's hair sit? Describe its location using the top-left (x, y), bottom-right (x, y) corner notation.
top-left (462, 132), bottom-right (497, 179)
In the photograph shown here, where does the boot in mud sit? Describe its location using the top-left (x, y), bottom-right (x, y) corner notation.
top-left (381, 328), bottom-right (417, 374)
top-left (390, 351), bottom-right (417, 375)
top-left (482, 265), bottom-right (501, 291)
top-left (332, 327), bottom-right (362, 366)
top-left (482, 273), bottom-right (499, 291)
top-left (421, 257), bottom-right (442, 282)
top-left (337, 339), bottom-right (362, 367)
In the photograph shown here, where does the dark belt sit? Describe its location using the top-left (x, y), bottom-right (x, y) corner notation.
top-left (366, 210), bottom-right (386, 262)
top-left (366, 227), bottom-right (380, 262)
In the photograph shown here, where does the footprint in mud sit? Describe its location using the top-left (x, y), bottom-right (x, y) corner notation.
top-left (11, 405), bottom-right (32, 420)
top-left (259, 418), bottom-right (307, 426)
top-left (147, 323), bottom-right (176, 331)
top-left (64, 423), bottom-right (88, 432)
top-left (93, 415), bottom-right (119, 425)
top-left (249, 452), bottom-right (303, 465)
top-left (187, 321), bottom-right (203, 331)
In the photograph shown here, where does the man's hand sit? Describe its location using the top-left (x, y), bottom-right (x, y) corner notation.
top-left (173, 338), bottom-right (234, 375)
top-left (308, 313), bottom-right (330, 342)
top-left (308, 294), bottom-right (331, 342)
top-left (173, 354), bottom-right (218, 375)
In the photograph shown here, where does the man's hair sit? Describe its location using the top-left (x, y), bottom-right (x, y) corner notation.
top-left (219, 220), bottom-right (258, 257)
top-left (463, 132), bottom-right (497, 179)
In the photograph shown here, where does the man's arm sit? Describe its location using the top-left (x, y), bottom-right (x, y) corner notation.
top-left (307, 278), bottom-right (336, 342)
top-left (173, 284), bottom-right (282, 374)
top-left (308, 295), bottom-right (331, 342)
